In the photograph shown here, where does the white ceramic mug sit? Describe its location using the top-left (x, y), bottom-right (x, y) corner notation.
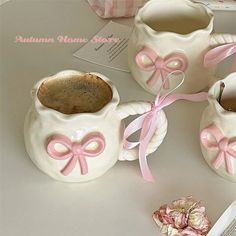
top-left (200, 72), bottom-right (236, 183)
top-left (128, 0), bottom-right (236, 95)
top-left (24, 70), bottom-right (167, 182)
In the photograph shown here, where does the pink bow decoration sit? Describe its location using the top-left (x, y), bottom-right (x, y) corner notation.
top-left (124, 92), bottom-right (207, 182)
top-left (201, 124), bottom-right (236, 175)
top-left (135, 47), bottom-right (188, 89)
top-left (47, 133), bottom-right (105, 176)
top-left (204, 43), bottom-right (236, 71)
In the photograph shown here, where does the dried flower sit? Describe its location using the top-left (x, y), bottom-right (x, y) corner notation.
top-left (153, 197), bottom-right (211, 236)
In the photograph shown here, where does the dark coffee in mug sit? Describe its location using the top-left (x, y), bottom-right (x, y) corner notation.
top-left (220, 98), bottom-right (236, 112)
top-left (37, 73), bottom-right (113, 114)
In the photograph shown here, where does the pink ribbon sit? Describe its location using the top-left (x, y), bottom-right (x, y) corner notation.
top-left (47, 133), bottom-right (105, 176)
top-left (204, 43), bottom-right (236, 71)
top-left (201, 124), bottom-right (236, 175)
top-left (136, 47), bottom-right (188, 89)
top-left (124, 92), bottom-right (207, 182)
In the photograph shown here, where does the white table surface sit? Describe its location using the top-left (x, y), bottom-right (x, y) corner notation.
top-left (0, 1), bottom-right (236, 236)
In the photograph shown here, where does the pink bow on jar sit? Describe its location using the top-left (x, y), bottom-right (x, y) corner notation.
top-left (201, 124), bottom-right (236, 175)
top-left (135, 47), bottom-right (188, 89)
top-left (47, 133), bottom-right (105, 176)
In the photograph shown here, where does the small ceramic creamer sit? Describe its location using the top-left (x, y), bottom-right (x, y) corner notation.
top-left (24, 70), bottom-right (167, 182)
top-left (200, 72), bottom-right (236, 183)
top-left (128, 0), bottom-right (236, 94)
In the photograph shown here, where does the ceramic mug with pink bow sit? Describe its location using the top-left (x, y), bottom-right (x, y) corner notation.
top-left (200, 73), bottom-right (236, 182)
top-left (128, 0), bottom-right (236, 94)
top-left (24, 70), bottom-right (167, 182)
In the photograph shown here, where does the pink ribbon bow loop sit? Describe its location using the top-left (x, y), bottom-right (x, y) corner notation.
top-left (204, 43), bottom-right (236, 71)
top-left (135, 47), bottom-right (188, 89)
top-left (47, 133), bottom-right (105, 176)
top-left (200, 124), bottom-right (236, 175)
top-left (124, 92), bottom-right (207, 182)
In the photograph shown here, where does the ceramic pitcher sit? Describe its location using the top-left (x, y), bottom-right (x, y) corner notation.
top-left (200, 72), bottom-right (236, 182)
top-left (128, 0), bottom-right (236, 95)
top-left (24, 70), bottom-right (167, 182)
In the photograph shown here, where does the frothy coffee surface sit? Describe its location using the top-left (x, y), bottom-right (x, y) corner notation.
top-left (220, 98), bottom-right (236, 112)
top-left (37, 74), bottom-right (113, 114)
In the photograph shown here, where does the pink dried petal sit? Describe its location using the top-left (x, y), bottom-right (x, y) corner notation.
top-left (154, 205), bottom-right (174, 225)
top-left (153, 197), bottom-right (211, 236)
top-left (181, 227), bottom-right (199, 236)
top-left (170, 210), bottom-right (188, 229)
top-left (188, 208), bottom-right (211, 233)
top-left (172, 196), bottom-right (198, 212)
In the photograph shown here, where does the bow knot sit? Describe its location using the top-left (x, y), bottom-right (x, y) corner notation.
top-left (72, 143), bottom-right (83, 155)
top-left (154, 57), bottom-right (165, 70)
top-left (201, 124), bottom-right (236, 175)
top-left (219, 137), bottom-right (230, 153)
top-left (150, 98), bottom-right (161, 113)
top-left (47, 133), bottom-right (105, 176)
top-left (124, 92), bottom-right (207, 182)
top-left (135, 47), bottom-right (188, 89)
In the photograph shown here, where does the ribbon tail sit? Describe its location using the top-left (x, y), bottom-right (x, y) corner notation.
top-left (225, 154), bottom-right (233, 175)
top-left (204, 49), bottom-right (225, 68)
top-left (78, 155), bottom-right (88, 175)
top-left (160, 92), bottom-right (208, 109)
top-left (123, 113), bottom-right (148, 149)
top-left (204, 44), bottom-right (234, 67)
top-left (147, 71), bottom-right (160, 87)
top-left (61, 156), bottom-right (78, 176)
top-left (138, 115), bottom-right (159, 182)
top-left (204, 43), bottom-right (236, 71)
top-left (212, 152), bottom-right (224, 169)
top-left (139, 142), bottom-right (155, 182)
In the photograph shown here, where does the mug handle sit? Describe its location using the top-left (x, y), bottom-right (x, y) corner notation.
top-left (210, 33), bottom-right (236, 47)
top-left (116, 101), bottom-right (168, 161)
